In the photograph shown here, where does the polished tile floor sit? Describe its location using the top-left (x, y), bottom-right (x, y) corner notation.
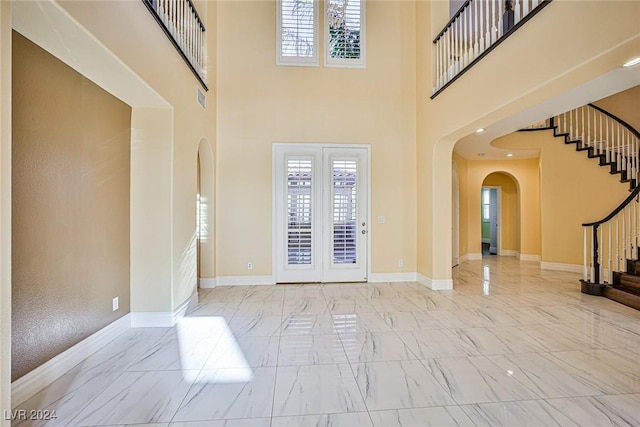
top-left (14, 257), bottom-right (640, 426)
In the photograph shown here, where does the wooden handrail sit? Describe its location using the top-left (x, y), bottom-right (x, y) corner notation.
top-left (433, 0), bottom-right (473, 43)
top-left (589, 103), bottom-right (640, 140)
top-left (431, 0), bottom-right (553, 99)
top-left (582, 185), bottom-right (640, 227)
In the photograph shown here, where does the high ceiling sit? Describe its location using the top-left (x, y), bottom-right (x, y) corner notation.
top-left (453, 64), bottom-right (640, 161)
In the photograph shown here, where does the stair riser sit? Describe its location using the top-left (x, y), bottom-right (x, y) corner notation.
top-left (603, 286), bottom-right (640, 311)
top-left (619, 276), bottom-right (640, 291)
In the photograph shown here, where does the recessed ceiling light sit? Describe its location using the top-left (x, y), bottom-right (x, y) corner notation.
top-left (506, 153), bottom-right (514, 157)
top-left (476, 128), bottom-right (485, 133)
top-left (623, 57), bottom-right (640, 67)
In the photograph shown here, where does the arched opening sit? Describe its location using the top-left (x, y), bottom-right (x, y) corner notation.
top-left (452, 161), bottom-right (460, 267)
top-left (197, 138), bottom-right (215, 288)
top-left (481, 171), bottom-right (520, 258)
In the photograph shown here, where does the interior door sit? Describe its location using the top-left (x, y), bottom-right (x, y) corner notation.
top-left (274, 144), bottom-right (368, 283)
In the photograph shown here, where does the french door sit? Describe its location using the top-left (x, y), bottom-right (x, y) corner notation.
top-left (274, 144), bottom-right (369, 283)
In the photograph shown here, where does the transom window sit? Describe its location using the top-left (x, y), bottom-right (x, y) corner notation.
top-left (276, 0), bottom-right (365, 68)
top-left (325, 0), bottom-right (365, 68)
top-left (277, 0), bottom-right (319, 66)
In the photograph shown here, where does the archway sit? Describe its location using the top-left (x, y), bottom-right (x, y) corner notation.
top-left (481, 171), bottom-right (520, 258)
top-left (197, 138), bottom-right (215, 288)
top-left (452, 161), bottom-right (460, 266)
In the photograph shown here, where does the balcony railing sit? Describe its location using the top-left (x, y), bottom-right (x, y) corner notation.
top-left (142, 0), bottom-right (208, 90)
top-left (432, 0), bottom-right (552, 98)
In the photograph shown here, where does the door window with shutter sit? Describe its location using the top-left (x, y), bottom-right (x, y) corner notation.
top-left (274, 144), bottom-right (368, 283)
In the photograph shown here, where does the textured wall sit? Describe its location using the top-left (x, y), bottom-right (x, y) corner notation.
top-left (11, 31), bottom-right (131, 381)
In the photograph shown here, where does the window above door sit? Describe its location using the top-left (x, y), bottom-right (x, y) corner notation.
top-left (276, 0), bottom-right (366, 68)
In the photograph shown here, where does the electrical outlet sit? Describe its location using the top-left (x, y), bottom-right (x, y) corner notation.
top-left (378, 216), bottom-right (385, 224)
top-left (247, 262), bottom-right (253, 270)
top-left (398, 259), bottom-right (404, 268)
top-left (112, 297), bottom-right (119, 311)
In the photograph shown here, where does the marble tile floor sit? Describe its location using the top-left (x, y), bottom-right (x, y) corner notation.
top-left (13, 257), bottom-right (640, 426)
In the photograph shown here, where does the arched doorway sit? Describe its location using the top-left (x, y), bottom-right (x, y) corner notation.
top-left (197, 139), bottom-right (215, 288)
top-left (452, 161), bottom-right (460, 266)
top-left (481, 172), bottom-right (520, 257)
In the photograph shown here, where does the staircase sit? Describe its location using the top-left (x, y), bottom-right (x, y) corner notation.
top-left (553, 104), bottom-right (639, 191)
top-left (608, 261), bottom-right (640, 310)
top-left (560, 104), bottom-right (640, 311)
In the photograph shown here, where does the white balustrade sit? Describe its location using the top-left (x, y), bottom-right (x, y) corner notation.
top-left (571, 103), bottom-right (640, 285)
top-left (147, 0), bottom-right (207, 85)
top-left (433, 0), bottom-right (549, 94)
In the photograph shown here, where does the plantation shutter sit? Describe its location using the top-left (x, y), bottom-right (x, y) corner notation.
top-left (332, 159), bottom-right (358, 264)
top-left (287, 159), bottom-right (313, 265)
top-left (326, 0), bottom-right (365, 67)
top-left (278, 0), bottom-right (318, 65)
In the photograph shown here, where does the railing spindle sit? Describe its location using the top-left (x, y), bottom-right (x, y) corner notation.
top-left (589, 227), bottom-right (595, 283)
top-left (608, 222), bottom-right (612, 283)
top-left (142, 0), bottom-right (207, 89)
top-left (583, 226), bottom-right (588, 281)
top-left (616, 217), bottom-right (620, 271)
top-left (474, 0), bottom-right (479, 59)
top-left (581, 106), bottom-right (585, 146)
top-left (599, 224), bottom-right (603, 283)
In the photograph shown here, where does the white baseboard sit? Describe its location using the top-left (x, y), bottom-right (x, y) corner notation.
top-left (368, 272), bottom-right (417, 283)
top-left (215, 275), bottom-right (275, 286)
top-left (11, 314), bottom-right (131, 407)
top-left (199, 278), bottom-right (216, 289)
top-left (501, 249), bottom-right (518, 257)
top-left (540, 262), bottom-right (582, 273)
top-left (460, 253), bottom-right (482, 262)
top-left (130, 293), bottom-right (197, 328)
top-left (519, 253), bottom-right (541, 262)
top-left (416, 273), bottom-right (453, 290)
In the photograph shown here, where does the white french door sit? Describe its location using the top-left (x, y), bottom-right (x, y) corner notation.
top-left (274, 144), bottom-right (369, 283)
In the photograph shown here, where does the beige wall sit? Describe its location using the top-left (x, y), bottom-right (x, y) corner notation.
top-left (593, 85), bottom-right (640, 134)
top-left (1, 0), bottom-right (11, 421)
top-left (454, 153), bottom-right (540, 259)
top-left (11, 32), bottom-right (131, 380)
top-left (3, 1), bottom-right (217, 406)
top-left (31, 0), bottom-right (219, 311)
top-left (493, 130), bottom-right (630, 265)
top-left (418, 0), bottom-right (640, 282)
top-left (216, 0), bottom-right (417, 277)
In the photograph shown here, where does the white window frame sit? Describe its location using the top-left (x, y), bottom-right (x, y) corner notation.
top-left (324, 0), bottom-right (366, 68)
top-left (482, 188), bottom-right (490, 221)
top-left (272, 143), bottom-right (371, 284)
top-left (276, 0), bottom-right (319, 67)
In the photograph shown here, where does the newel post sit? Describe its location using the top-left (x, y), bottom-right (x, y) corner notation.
top-left (503, 1), bottom-right (515, 34)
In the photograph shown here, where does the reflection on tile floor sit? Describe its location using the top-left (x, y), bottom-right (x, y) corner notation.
top-left (13, 257), bottom-right (640, 426)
